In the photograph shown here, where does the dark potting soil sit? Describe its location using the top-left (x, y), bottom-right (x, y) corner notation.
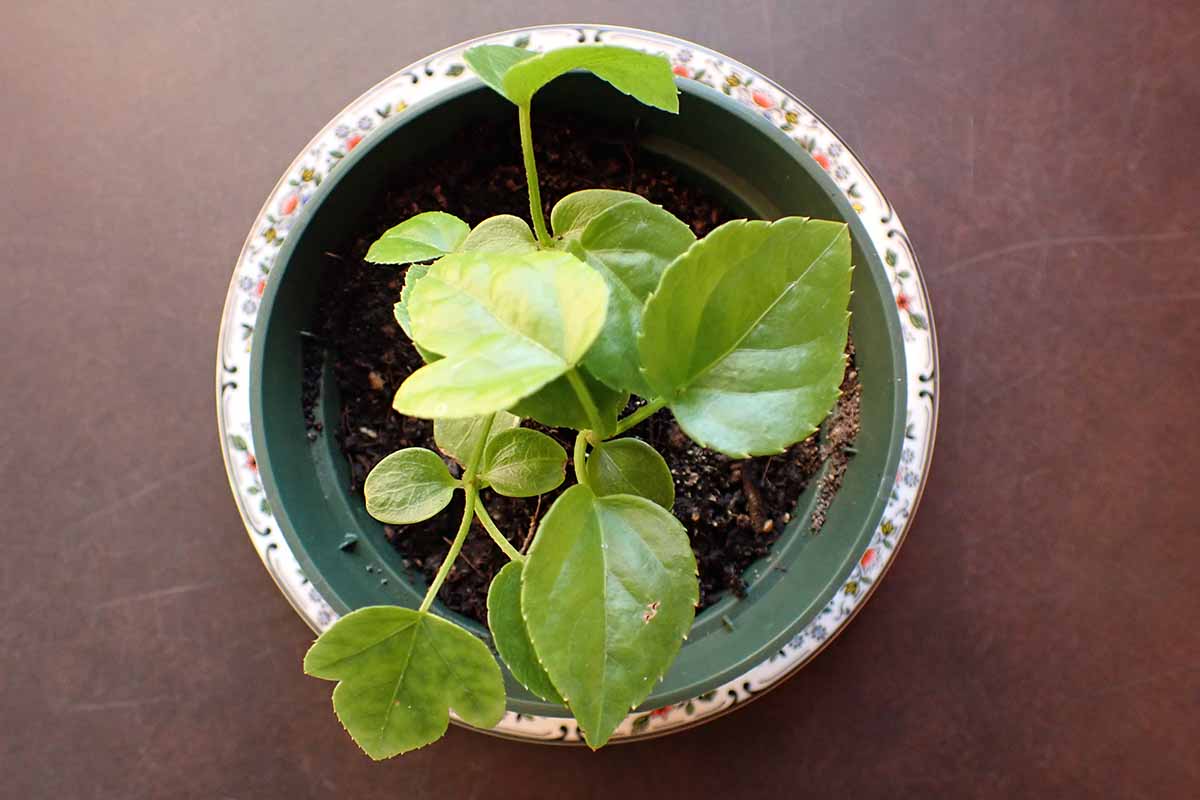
top-left (301, 112), bottom-right (861, 623)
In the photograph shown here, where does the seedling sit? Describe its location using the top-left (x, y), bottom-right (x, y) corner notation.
top-left (303, 43), bottom-right (853, 757)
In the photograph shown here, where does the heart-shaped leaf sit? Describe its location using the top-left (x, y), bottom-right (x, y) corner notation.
top-left (304, 606), bottom-right (506, 759)
top-left (364, 448), bottom-right (459, 524)
top-left (365, 212), bottom-right (470, 265)
top-left (486, 562), bottom-right (563, 703)
top-left (508, 366), bottom-right (627, 437)
top-left (585, 438), bottom-right (675, 510)
top-left (461, 214), bottom-right (538, 254)
top-left (550, 189), bottom-right (647, 239)
top-left (395, 250), bottom-right (609, 419)
top-left (639, 217), bottom-right (852, 457)
top-left (570, 201), bottom-right (695, 394)
top-left (434, 411), bottom-right (520, 466)
top-left (522, 485), bottom-right (697, 749)
top-left (501, 45), bottom-right (679, 112)
top-left (479, 428), bottom-right (567, 497)
top-left (463, 45), bottom-right (537, 100)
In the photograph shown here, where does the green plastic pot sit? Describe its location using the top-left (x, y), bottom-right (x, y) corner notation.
top-left (250, 73), bottom-right (906, 717)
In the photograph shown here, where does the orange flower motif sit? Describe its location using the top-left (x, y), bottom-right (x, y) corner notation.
top-left (672, 64), bottom-right (690, 78)
top-left (752, 90), bottom-right (774, 108)
top-left (651, 705), bottom-right (673, 718)
top-left (256, 279), bottom-right (267, 298)
top-left (346, 133), bottom-right (363, 151)
top-left (280, 193), bottom-right (299, 215)
top-left (860, 548), bottom-right (877, 570)
top-left (246, 453), bottom-right (258, 472)
top-left (813, 152), bottom-right (831, 170)
top-left (896, 293), bottom-right (911, 311)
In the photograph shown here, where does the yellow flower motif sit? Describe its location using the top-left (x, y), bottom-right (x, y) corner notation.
top-left (725, 73), bottom-right (741, 87)
top-left (844, 581), bottom-right (859, 596)
top-left (785, 110), bottom-right (799, 124)
top-left (852, 201), bottom-right (864, 213)
top-left (264, 227), bottom-right (277, 242)
top-left (394, 101), bottom-right (408, 112)
top-left (881, 519), bottom-right (894, 535)
top-left (300, 167), bottom-right (315, 182)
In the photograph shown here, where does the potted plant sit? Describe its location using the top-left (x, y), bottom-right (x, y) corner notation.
top-left (244, 30), bottom-right (915, 756)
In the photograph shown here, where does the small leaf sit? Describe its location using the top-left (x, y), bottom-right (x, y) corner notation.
top-left (304, 607), bottom-right (505, 759)
top-left (395, 250), bottom-right (609, 419)
top-left (639, 218), bottom-right (852, 457)
top-left (463, 45), bottom-right (537, 100)
top-left (229, 434), bottom-right (249, 452)
top-left (509, 367), bottom-right (627, 437)
top-left (363, 448), bottom-right (458, 524)
top-left (480, 428), bottom-right (567, 497)
top-left (502, 45), bottom-right (679, 112)
top-left (461, 214), bottom-right (538, 254)
top-left (393, 265), bottom-right (441, 364)
top-left (522, 485), bottom-right (697, 749)
top-left (487, 562), bottom-right (564, 703)
top-left (434, 411), bottom-right (520, 465)
top-left (586, 438), bottom-right (675, 510)
top-left (571, 200), bottom-right (695, 393)
top-left (550, 189), bottom-right (646, 239)
top-left (365, 212), bottom-right (470, 265)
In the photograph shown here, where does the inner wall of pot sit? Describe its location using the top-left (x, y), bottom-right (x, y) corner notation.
top-left (254, 74), bottom-right (905, 711)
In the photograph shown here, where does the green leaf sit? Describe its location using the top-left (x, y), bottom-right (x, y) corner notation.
top-left (486, 562), bottom-right (563, 703)
top-left (585, 438), bottom-right (675, 510)
top-left (395, 250), bottom-right (609, 419)
top-left (365, 212), bottom-right (469, 265)
top-left (571, 201), bottom-right (695, 394)
top-left (502, 45), bottom-right (679, 112)
top-left (304, 606), bottom-right (505, 759)
top-left (550, 189), bottom-right (646, 239)
top-left (639, 218), bottom-right (852, 457)
top-left (509, 367), bottom-right (627, 437)
top-left (480, 428), bottom-right (566, 497)
top-left (434, 411), bottom-right (520, 465)
top-left (460, 214), bottom-right (538, 254)
top-left (363, 448), bottom-right (458, 524)
top-left (393, 265), bottom-right (442, 364)
top-left (463, 45), bottom-right (537, 100)
top-left (522, 485), bottom-right (697, 748)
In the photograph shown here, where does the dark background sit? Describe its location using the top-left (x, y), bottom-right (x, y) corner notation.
top-left (4, 2), bottom-right (1198, 798)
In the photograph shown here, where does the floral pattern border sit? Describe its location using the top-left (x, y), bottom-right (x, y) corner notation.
top-left (216, 24), bottom-right (938, 744)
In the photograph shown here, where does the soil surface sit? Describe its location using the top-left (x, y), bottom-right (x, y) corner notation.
top-left (301, 112), bottom-right (861, 623)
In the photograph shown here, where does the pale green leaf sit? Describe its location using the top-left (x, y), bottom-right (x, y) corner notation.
top-left (509, 367), bottom-right (627, 437)
top-left (365, 212), bottom-right (469, 264)
top-left (460, 214), bottom-right (538, 254)
top-left (571, 201), bottom-right (695, 393)
top-left (522, 485), bottom-right (697, 748)
top-left (639, 218), bottom-right (852, 457)
top-left (486, 562), bottom-right (564, 703)
top-left (502, 45), bottom-right (679, 112)
top-left (463, 45), bottom-right (537, 101)
top-left (585, 438), bottom-right (675, 510)
top-left (363, 448), bottom-right (458, 524)
top-left (395, 250), bottom-right (609, 419)
top-left (304, 606), bottom-right (505, 759)
top-left (434, 411), bottom-right (520, 465)
top-left (480, 428), bottom-right (566, 497)
top-left (550, 189), bottom-right (647, 239)
top-left (393, 264), bottom-right (441, 363)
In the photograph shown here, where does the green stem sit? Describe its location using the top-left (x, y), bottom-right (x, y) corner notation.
top-left (573, 431), bottom-right (591, 488)
top-left (419, 482), bottom-right (477, 613)
top-left (518, 103), bottom-right (551, 246)
top-left (418, 414), bottom-right (495, 613)
top-left (613, 397), bottom-right (667, 436)
top-left (565, 368), bottom-right (605, 435)
top-left (474, 499), bottom-right (524, 563)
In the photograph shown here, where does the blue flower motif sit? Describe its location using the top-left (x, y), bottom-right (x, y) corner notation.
top-left (242, 298), bottom-right (258, 314)
top-left (810, 625), bottom-right (828, 641)
top-left (335, 124), bottom-right (350, 138)
top-left (827, 142), bottom-right (843, 157)
top-left (358, 116), bottom-right (373, 130)
top-left (239, 276), bottom-right (254, 291)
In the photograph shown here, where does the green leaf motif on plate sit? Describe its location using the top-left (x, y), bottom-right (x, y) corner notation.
top-left (639, 217), bottom-right (852, 457)
top-left (486, 561), bottom-right (564, 703)
top-left (304, 607), bottom-right (505, 759)
top-left (480, 427), bottom-right (567, 497)
top-left (522, 485), bottom-right (697, 749)
top-left (363, 447), bottom-right (458, 524)
top-left (585, 438), bottom-right (675, 510)
top-left (365, 211), bottom-right (470, 265)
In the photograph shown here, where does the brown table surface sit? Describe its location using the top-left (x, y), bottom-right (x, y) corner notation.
top-left (5, 2), bottom-right (1199, 798)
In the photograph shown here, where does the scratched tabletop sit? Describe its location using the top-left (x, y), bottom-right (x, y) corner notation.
top-left (4, 2), bottom-right (1198, 798)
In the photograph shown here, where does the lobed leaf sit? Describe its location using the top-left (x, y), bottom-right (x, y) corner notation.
top-left (639, 217), bottom-right (852, 457)
top-left (434, 411), bottom-right (520, 466)
top-left (502, 45), bottom-right (679, 112)
top-left (363, 448), bottom-right (458, 524)
top-left (394, 250), bottom-right (609, 419)
top-left (480, 428), bottom-right (567, 497)
top-left (304, 606), bottom-right (505, 759)
top-left (585, 438), bottom-right (675, 510)
top-left (486, 561), bottom-right (564, 703)
top-left (521, 485), bottom-right (697, 748)
top-left (365, 211), bottom-right (469, 265)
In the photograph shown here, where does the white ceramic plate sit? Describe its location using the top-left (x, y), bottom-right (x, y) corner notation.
top-left (216, 24), bottom-right (938, 744)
